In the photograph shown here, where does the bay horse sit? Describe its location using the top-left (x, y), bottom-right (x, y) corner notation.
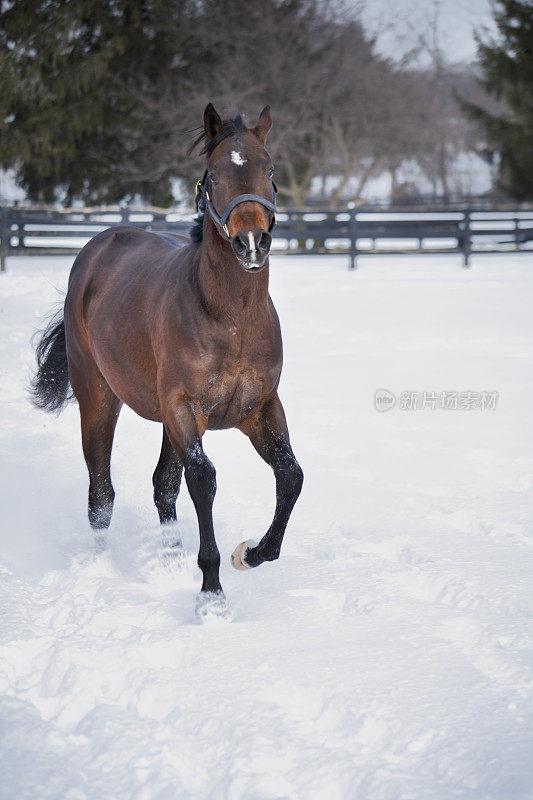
top-left (32, 103), bottom-right (303, 619)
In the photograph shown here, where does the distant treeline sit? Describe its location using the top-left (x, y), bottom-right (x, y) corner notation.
top-left (0, 0), bottom-right (531, 206)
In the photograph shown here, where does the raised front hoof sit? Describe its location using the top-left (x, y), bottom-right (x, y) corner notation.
top-left (195, 591), bottom-right (233, 623)
top-left (231, 539), bottom-right (258, 571)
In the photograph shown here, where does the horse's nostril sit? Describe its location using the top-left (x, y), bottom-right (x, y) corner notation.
top-left (231, 234), bottom-right (248, 257)
top-left (257, 231), bottom-right (272, 252)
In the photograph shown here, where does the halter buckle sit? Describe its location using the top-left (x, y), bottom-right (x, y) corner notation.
top-left (195, 179), bottom-right (203, 209)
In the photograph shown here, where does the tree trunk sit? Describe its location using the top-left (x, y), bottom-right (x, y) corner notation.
top-left (347, 157), bottom-right (380, 204)
top-left (438, 144), bottom-right (450, 198)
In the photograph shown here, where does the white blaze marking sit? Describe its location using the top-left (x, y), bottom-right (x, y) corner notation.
top-left (231, 150), bottom-right (246, 166)
top-left (248, 231), bottom-right (256, 261)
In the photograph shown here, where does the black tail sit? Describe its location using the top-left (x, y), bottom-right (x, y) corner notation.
top-left (31, 311), bottom-right (72, 413)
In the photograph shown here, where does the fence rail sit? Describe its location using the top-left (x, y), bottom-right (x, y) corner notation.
top-left (1, 205), bottom-right (532, 272)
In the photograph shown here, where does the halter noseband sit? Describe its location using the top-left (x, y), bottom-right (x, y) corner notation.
top-left (195, 169), bottom-right (278, 239)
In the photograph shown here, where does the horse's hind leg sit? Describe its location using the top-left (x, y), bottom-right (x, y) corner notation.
top-left (73, 368), bottom-right (122, 530)
top-left (152, 426), bottom-right (183, 525)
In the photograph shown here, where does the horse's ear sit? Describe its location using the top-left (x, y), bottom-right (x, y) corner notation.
top-left (253, 105), bottom-right (272, 144)
top-left (204, 103), bottom-right (223, 140)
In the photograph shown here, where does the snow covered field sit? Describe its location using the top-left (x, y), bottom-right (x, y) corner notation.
top-left (1, 252), bottom-right (532, 799)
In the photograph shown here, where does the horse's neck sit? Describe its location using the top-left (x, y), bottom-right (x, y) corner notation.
top-left (197, 222), bottom-right (270, 320)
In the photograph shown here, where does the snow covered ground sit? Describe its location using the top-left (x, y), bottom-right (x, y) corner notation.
top-left (1, 252), bottom-right (532, 799)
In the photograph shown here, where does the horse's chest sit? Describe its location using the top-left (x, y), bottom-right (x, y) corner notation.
top-left (201, 370), bottom-right (264, 429)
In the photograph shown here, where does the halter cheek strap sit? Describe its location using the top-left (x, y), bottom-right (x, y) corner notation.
top-left (195, 170), bottom-right (278, 239)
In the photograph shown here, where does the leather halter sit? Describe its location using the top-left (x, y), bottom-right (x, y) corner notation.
top-left (195, 169), bottom-right (278, 239)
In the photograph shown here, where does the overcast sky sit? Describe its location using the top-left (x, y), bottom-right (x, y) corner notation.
top-left (359, 0), bottom-right (497, 65)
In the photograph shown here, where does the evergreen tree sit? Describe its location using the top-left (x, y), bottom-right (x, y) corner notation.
top-left (466, 0), bottom-right (533, 199)
top-left (0, 1), bottom-right (194, 204)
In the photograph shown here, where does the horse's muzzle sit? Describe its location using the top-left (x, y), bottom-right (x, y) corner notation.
top-left (231, 229), bottom-right (272, 270)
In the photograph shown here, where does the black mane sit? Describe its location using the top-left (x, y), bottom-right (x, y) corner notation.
top-left (188, 114), bottom-right (248, 243)
top-left (189, 213), bottom-right (205, 243)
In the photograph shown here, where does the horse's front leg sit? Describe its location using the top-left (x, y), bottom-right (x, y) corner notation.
top-left (232, 394), bottom-right (303, 570)
top-left (162, 399), bottom-right (227, 619)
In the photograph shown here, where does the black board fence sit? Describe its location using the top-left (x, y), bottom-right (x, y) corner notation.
top-left (1, 204), bottom-right (532, 273)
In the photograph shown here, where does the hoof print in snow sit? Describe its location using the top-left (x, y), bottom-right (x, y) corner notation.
top-left (231, 539), bottom-right (257, 571)
top-left (195, 591), bottom-right (233, 623)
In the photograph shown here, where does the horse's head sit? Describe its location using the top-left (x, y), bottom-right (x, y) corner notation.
top-left (198, 103), bottom-right (276, 272)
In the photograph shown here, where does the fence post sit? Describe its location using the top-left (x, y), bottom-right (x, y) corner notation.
top-left (0, 208), bottom-right (8, 273)
top-left (462, 206), bottom-right (471, 268)
top-left (349, 208), bottom-right (358, 270)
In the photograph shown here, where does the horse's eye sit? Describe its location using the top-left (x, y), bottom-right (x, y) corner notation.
top-left (208, 172), bottom-right (218, 185)
top-left (267, 167), bottom-right (274, 180)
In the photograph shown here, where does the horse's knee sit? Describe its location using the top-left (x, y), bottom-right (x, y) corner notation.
top-left (289, 460), bottom-right (304, 496)
top-left (276, 456), bottom-right (303, 500)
